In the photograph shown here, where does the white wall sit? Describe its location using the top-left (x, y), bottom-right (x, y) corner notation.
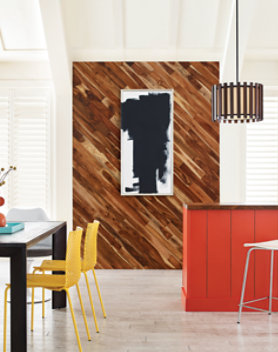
top-left (0, 61), bottom-right (72, 227)
top-left (220, 59), bottom-right (278, 204)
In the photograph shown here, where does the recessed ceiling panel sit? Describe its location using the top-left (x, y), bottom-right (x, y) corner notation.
top-left (0, 0), bottom-right (46, 50)
top-left (248, 0), bottom-right (278, 49)
top-left (125, 0), bottom-right (171, 48)
top-left (179, 0), bottom-right (221, 48)
top-left (61, 0), bottom-right (117, 49)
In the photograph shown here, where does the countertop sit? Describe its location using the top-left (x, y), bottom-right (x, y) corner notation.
top-left (184, 203), bottom-right (278, 210)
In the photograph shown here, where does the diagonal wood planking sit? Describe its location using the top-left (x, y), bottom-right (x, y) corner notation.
top-left (73, 61), bottom-right (219, 269)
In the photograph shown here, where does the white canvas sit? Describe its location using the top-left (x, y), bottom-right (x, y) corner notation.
top-left (121, 89), bottom-right (173, 196)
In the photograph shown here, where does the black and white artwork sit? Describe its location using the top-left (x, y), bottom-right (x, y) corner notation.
top-left (121, 89), bottom-right (173, 196)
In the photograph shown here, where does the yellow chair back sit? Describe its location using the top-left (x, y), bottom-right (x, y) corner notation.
top-left (65, 228), bottom-right (83, 288)
top-left (82, 221), bottom-right (100, 272)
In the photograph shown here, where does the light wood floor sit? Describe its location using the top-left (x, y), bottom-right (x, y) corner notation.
top-left (1, 261), bottom-right (278, 351)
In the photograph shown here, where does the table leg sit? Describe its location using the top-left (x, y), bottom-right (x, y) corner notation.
top-left (52, 224), bottom-right (67, 308)
top-left (10, 246), bottom-right (27, 352)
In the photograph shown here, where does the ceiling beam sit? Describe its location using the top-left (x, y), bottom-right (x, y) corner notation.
top-left (38, 0), bottom-right (71, 93)
top-left (246, 49), bottom-right (278, 60)
top-left (38, 0), bottom-right (73, 228)
top-left (169, 0), bottom-right (182, 49)
top-left (0, 30), bottom-right (47, 61)
top-left (220, 0), bottom-right (236, 82)
top-left (71, 48), bottom-right (221, 62)
top-left (113, 0), bottom-right (126, 52)
top-left (221, 0), bottom-right (259, 82)
top-left (237, 0), bottom-right (259, 80)
top-left (0, 51), bottom-right (48, 62)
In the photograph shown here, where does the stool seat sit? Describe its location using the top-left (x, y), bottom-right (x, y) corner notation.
top-left (244, 240), bottom-right (278, 250)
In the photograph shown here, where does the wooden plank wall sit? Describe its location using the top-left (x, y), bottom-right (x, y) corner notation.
top-left (73, 62), bottom-right (219, 269)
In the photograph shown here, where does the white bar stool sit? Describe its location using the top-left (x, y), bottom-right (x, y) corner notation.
top-left (238, 240), bottom-right (278, 323)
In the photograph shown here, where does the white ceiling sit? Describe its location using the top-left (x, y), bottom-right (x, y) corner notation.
top-left (0, 0), bottom-right (278, 62)
top-left (0, 0), bottom-right (46, 57)
top-left (60, 0), bottom-right (227, 58)
top-left (248, 0), bottom-right (278, 50)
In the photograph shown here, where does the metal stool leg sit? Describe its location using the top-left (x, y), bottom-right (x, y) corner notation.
top-left (238, 248), bottom-right (254, 324)
top-left (268, 250), bottom-right (274, 314)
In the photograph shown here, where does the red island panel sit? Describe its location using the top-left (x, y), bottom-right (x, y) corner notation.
top-left (182, 206), bottom-right (278, 311)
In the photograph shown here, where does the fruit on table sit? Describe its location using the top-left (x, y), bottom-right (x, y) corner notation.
top-left (0, 213), bottom-right (6, 227)
top-left (0, 197), bottom-right (4, 206)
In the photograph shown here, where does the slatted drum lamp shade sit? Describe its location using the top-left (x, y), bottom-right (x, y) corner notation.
top-left (212, 0), bottom-right (263, 123)
top-left (212, 82), bottom-right (263, 123)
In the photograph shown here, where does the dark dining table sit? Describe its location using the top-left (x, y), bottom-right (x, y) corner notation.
top-left (0, 221), bottom-right (67, 352)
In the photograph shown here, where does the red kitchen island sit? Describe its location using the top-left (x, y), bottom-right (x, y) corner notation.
top-left (182, 204), bottom-right (278, 311)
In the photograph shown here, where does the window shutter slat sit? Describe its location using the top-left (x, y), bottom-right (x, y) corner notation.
top-left (246, 96), bottom-right (278, 204)
top-left (0, 88), bottom-right (51, 215)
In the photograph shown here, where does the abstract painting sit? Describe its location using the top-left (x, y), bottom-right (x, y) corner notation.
top-left (121, 89), bottom-right (173, 195)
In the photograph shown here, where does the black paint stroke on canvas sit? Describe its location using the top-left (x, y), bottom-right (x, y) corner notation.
top-left (122, 92), bottom-right (171, 194)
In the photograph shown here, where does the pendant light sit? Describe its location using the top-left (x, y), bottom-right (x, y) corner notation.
top-left (212, 0), bottom-right (263, 123)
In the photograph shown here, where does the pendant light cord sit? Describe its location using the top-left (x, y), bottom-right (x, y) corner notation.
top-left (236, 0), bottom-right (239, 83)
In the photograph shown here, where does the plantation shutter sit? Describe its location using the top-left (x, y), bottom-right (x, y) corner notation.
top-left (246, 94), bottom-right (278, 204)
top-left (0, 87), bottom-right (52, 215)
top-left (0, 90), bottom-right (10, 206)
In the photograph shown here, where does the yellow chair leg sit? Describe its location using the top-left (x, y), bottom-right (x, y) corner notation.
top-left (84, 272), bottom-right (99, 333)
top-left (66, 289), bottom-right (82, 352)
top-left (76, 283), bottom-right (91, 341)
top-left (3, 286), bottom-right (9, 352)
top-left (31, 288), bottom-right (35, 331)
top-left (92, 268), bottom-right (107, 318)
top-left (42, 270), bottom-right (45, 319)
top-left (42, 288), bottom-right (45, 318)
top-left (33, 267), bottom-right (46, 319)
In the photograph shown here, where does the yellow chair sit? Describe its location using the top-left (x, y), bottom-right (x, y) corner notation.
top-left (32, 225), bottom-right (84, 320)
top-left (3, 229), bottom-right (91, 352)
top-left (34, 221), bottom-right (106, 334)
